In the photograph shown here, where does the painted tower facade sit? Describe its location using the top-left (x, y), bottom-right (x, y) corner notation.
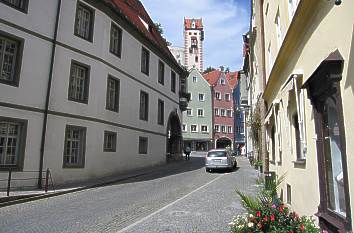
top-left (184, 18), bottom-right (204, 72)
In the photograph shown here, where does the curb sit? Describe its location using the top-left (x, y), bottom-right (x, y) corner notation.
top-left (0, 171), bottom-right (151, 208)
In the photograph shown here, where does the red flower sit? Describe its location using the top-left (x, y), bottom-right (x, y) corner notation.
top-left (279, 205), bottom-right (284, 213)
top-left (300, 224), bottom-right (305, 231)
top-left (270, 214), bottom-right (275, 222)
top-left (263, 216), bottom-right (268, 222)
top-left (256, 211), bottom-right (261, 217)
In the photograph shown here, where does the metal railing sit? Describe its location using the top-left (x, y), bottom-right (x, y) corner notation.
top-left (0, 168), bottom-right (55, 196)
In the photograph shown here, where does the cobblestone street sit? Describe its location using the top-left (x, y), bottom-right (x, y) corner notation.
top-left (0, 156), bottom-right (258, 233)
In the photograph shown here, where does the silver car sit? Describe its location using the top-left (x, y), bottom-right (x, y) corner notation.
top-left (205, 149), bottom-right (237, 172)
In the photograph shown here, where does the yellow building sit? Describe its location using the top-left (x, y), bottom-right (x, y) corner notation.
top-left (257, 0), bottom-right (354, 231)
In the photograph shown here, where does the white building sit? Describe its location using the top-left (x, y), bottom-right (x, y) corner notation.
top-left (168, 46), bottom-right (185, 66)
top-left (0, 0), bottom-right (188, 187)
top-left (184, 18), bottom-right (204, 72)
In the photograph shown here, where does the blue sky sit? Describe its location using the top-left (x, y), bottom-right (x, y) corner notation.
top-left (141, 0), bottom-right (251, 71)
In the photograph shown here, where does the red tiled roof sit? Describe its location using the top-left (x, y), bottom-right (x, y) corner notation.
top-left (184, 18), bottom-right (203, 30)
top-left (203, 70), bottom-right (221, 86)
top-left (226, 71), bottom-right (238, 89)
top-left (106, 0), bottom-right (178, 69)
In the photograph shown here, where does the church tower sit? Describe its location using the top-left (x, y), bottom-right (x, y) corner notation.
top-left (184, 18), bottom-right (204, 72)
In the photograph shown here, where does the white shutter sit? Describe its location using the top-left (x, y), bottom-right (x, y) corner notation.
top-left (294, 75), bottom-right (307, 158)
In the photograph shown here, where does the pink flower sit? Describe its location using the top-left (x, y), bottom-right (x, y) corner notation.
top-left (272, 204), bottom-right (276, 208)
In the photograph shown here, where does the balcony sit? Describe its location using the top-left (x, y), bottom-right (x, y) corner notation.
top-left (179, 91), bottom-right (191, 111)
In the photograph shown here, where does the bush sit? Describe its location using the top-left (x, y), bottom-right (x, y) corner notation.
top-left (230, 174), bottom-right (324, 233)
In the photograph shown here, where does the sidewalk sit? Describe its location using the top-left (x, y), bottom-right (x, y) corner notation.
top-left (0, 158), bottom-right (187, 208)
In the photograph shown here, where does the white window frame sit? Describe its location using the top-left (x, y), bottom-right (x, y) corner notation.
top-left (182, 124), bottom-right (187, 132)
top-left (214, 125), bottom-right (220, 132)
top-left (215, 108), bottom-right (220, 116)
top-left (225, 93), bottom-right (231, 101)
top-left (227, 126), bottom-right (232, 133)
top-left (186, 108), bottom-right (193, 116)
top-left (201, 125), bottom-right (208, 133)
top-left (221, 125), bottom-right (226, 133)
top-left (192, 76), bottom-right (197, 83)
top-left (191, 124), bottom-right (198, 133)
top-left (198, 93), bottom-right (205, 102)
top-left (221, 109), bottom-right (226, 117)
top-left (220, 79), bottom-right (225, 85)
top-left (197, 108), bottom-right (204, 117)
top-left (215, 92), bottom-right (221, 100)
top-left (227, 109), bottom-right (233, 118)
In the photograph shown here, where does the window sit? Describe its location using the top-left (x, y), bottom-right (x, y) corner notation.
top-left (271, 125), bottom-right (275, 162)
top-left (110, 23), bottom-right (122, 57)
top-left (141, 47), bottom-right (150, 75)
top-left (267, 42), bottom-right (273, 77)
top-left (191, 124), bottom-right (198, 132)
top-left (221, 109), bottom-right (226, 117)
top-left (287, 184), bottom-right (292, 204)
top-left (293, 114), bottom-right (302, 161)
top-left (106, 75), bottom-right (120, 112)
top-left (198, 93), bottom-right (205, 101)
top-left (214, 125), bottom-right (220, 132)
top-left (221, 125), bottom-right (226, 133)
top-left (227, 126), bottom-right (232, 133)
top-left (158, 60), bottom-right (164, 85)
top-left (215, 92), bottom-right (221, 100)
top-left (265, 2), bottom-right (269, 16)
top-left (240, 126), bottom-right (244, 134)
top-left (192, 76), bottom-right (197, 83)
top-left (225, 93), bottom-right (231, 101)
top-left (103, 131), bottom-right (116, 152)
top-left (275, 9), bottom-right (283, 49)
top-left (74, 2), bottom-right (94, 41)
top-left (0, 118), bottom-right (27, 169)
top-left (186, 108), bottom-right (192, 116)
top-left (201, 125), bottom-right (208, 133)
top-left (197, 109), bottom-right (204, 117)
top-left (0, 33), bottom-right (23, 86)
top-left (0, 0), bottom-right (28, 12)
top-left (227, 110), bottom-right (233, 117)
top-left (195, 56), bottom-right (198, 62)
top-left (138, 136), bottom-right (148, 154)
top-left (171, 71), bottom-right (176, 93)
top-left (215, 108), bottom-right (220, 116)
top-left (157, 99), bottom-right (164, 125)
top-left (182, 124), bottom-right (187, 132)
top-left (220, 79), bottom-right (225, 85)
top-left (139, 91), bottom-right (149, 121)
top-left (68, 61), bottom-right (90, 103)
top-left (63, 125), bottom-right (86, 168)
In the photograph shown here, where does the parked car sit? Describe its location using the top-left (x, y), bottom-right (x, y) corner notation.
top-left (205, 149), bottom-right (237, 172)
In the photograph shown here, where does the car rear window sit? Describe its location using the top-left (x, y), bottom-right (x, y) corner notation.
top-left (207, 151), bottom-right (227, 157)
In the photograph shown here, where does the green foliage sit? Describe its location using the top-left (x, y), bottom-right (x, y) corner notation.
top-left (231, 174), bottom-right (321, 233)
top-left (203, 66), bottom-right (216, 74)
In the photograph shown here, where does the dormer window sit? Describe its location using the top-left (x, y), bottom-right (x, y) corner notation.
top-left (220, 79), bottom-right (225, 85)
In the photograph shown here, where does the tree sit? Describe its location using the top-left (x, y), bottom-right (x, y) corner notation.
top-left (154, 22), bottom-right (171, 46)
top-left (203, 66), bottom-right (216, 74)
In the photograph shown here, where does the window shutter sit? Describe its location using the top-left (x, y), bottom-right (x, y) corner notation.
top-left (294, 76), bottom-right (307, 158)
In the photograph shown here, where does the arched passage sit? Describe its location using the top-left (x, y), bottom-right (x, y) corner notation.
top-left (166, 110), bottom-right (182, 160)
top-left (216, 137), bottom-right (232, 149)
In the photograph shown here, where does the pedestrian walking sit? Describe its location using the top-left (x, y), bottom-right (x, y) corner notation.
top-left (184, 146), bottom-right (191, 160)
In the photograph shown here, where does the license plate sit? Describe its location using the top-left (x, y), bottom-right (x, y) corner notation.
top-left (213, 159), bottom-right (221, 163)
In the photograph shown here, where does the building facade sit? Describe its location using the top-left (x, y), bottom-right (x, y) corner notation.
top-left (182, 68), bottom-right (212, 151)
top-left (254, 0), bottom-right (354, 231)
top-left (184, 18), bottom-right (204, 72)
top-left (0, 0), bottom-right (188, 186)
top-left (204, 70), bottom-right (234, 149)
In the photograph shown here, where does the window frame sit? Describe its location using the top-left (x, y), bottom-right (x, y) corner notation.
top-left (190, 124), bottom-right (198, 133)
top-left (201, 125), bottom-right (208, 133)
top-left (198, 93), bottom-right (205, 102)
top-left (68, 60), bottom-right (90, 104)
top-left (214, 125), bottom-right (220, 132)
top-left (106, 75), bottom-right (120, 112)
top-left (225, 93), bottom-right (231, 101)
top-left (215, 92), bottom-right (221, 100)
top-left (158, 60), bottom-right (165, 85)
top-left (0, 117), bottom-right (27, 171)
top-left (109, 23), bottom-right (122, 58)
top-left (138, 136), bottom-right (148, 154)
top-left (74, 1), bottom-right (95, 42)
top-left (63, 125), bottom-right (86, 168)
top-left (141, 47), bottom-right (150, 76)
top-left (0, 0), bottom-right (28, 13)
top-left (103, 131), bottom-right (117, 152)
top-left (0, 31), bottom-right (24, 87)
top-left (139, 90), bottom-right (149, 121)
top-left (197, 108), bottom-right (204, 117)
top-left (171, 70), bottom-right (176, 93)
top-left (157, 99), bottom-right (164, 125)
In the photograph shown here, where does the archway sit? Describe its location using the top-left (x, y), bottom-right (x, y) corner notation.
top-left (216, 137), bottom-right (232, 149)
top-left (166, 110), bottom-right (182, 161)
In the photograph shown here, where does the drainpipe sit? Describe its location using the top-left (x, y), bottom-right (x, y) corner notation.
top-left (210, 85), bottom-right (215, 149)
top-left (260, 0), bottom-right (269, 173)
top-left (38, 0), bottom-right (62, 188)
